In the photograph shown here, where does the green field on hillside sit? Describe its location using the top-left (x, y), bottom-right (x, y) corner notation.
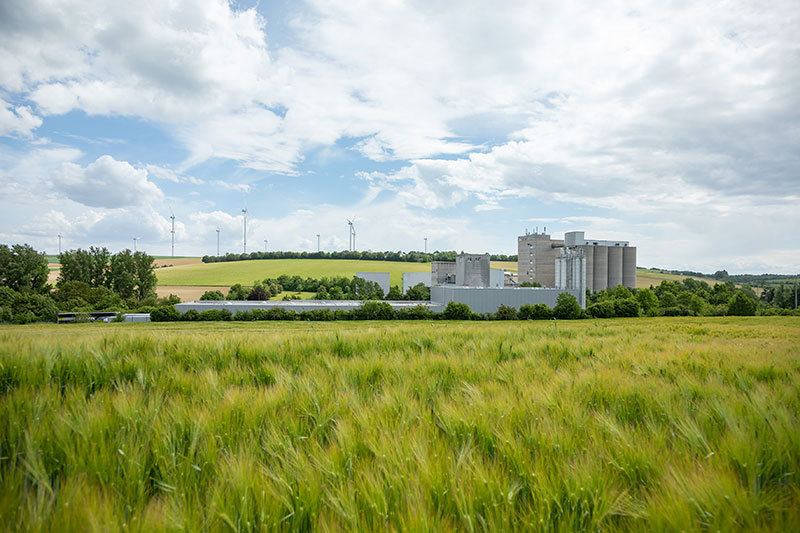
top-left (154, 258), bottom-right (727, 291)
top-left (156, 259), bottom-right (433, 287)
top-left (636, 268), bottom-right (720, 289)
top-left (1, 317), bottom-right (798, 530)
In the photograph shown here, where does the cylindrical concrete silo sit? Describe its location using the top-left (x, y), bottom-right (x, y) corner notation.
top-left (593, 246), bottom-right (608, 292)
top-left (607, 246), bottom-right (623, 289)
top-left (582, 246), bottom-right (594, 293)
top-left (622, 246), bottom-right (637, 289)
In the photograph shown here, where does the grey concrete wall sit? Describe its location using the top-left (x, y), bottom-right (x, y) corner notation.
top-left (430, 286), bottom-right (584, 314)
top-left (176, 300), bottom-right (436, 314)
top-left (593, 246), bottom-right (608, 292)
top-left (456, 253), bottom-right (490, 287)
top-left (490, 269), bottom-right (505, 287)
top-left (517, 233), bottom-right (561, 287)
top-left (356, 272), bottom-right (391, 296)
top-left (403, 272), bottom-right (432, 293)
top-left (622, 246), bottom-right (637, 288)
top-left (607, 247), bottom-right (623, 289)
top-left (432, 261), bottom-right (456, 285)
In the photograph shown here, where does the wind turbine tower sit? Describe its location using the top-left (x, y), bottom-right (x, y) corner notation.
top-left (242, 207), bottom-right (248, 254)
top-left (316, 234), bottom-right (320, 252)
top-left (58, 234), bottom-right (62, 255)
top-left (170, 208), bottom-right (176, 257)
top-left (133, 237), bottom-right (138, 252)
top-left (216, 228), bottom-right (220, 256)
top-left (347, 218), bottom-right (356, 251)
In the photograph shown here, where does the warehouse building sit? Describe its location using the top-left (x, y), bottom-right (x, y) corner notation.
top-left (519, 230), bottom-right (636, 292)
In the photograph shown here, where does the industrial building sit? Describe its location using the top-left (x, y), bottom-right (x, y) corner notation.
top-left (355, 272), bottom-right (390, 295)
top-left (519, 230), bottom-right (636, 292)
top-left (176, 299), bottom-right (439, 314)
top-left (431, 286), bottom-right (584, 313)
top-left (402, 272), bottom-right (431, 293)
top-left (173, 231), bottom-right (638, 318)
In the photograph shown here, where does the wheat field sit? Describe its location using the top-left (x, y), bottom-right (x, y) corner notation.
top-left (1, 317), bottom-right (798, 531)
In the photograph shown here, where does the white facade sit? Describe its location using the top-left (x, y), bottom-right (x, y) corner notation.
top-left (402, 272), bottom-right (432, 293)
top-left (355, 272), bottom-right (391, 296)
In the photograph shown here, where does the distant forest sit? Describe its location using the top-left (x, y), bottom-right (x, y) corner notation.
top-left (643, 267), bottom-right (798, 287)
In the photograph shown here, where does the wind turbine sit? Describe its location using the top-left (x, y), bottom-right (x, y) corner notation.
top-left (316, 234), bottom-right (320, 252)
top-left (347, 218), bottom-right (356, 251)
top-left (58, 234), bottom-right (62, 255)
top-left (216, 228), bottom-right (220, 256)
top-left (424, 237), bottom-right (427, 254)
top-left (133, 237), bottom-right (138, 252)
top-left (169, 207), bottom-right (176, 257)
top-left (242, 206), bottom-right (248, 254)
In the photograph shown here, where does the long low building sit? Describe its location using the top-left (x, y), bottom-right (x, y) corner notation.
top-left (175, 299), bottom-right (440, 314)
top-left (176, 284), bottom-right (584, 317)
top-left (430, 286), bottom-right (584, 314)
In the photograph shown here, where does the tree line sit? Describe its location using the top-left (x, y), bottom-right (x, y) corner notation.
top-left (0, 244), bottom-right (175, 323)
top-left (201, 250), bottom-right (517, 264)
top-left (199, 274), bottom-right (431, 302)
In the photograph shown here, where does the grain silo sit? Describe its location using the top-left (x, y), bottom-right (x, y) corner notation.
top-left (622, 246), bottom-right (637, 288)
top-left (592, 246), bottom-right (608, 292)
top-left (607, 246), bottom-right (623, 289)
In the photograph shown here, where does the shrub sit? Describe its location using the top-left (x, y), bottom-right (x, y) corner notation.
top-left (395, 304), bottom-right (433, 320)
top-left (405, 283), bottom-right (431, 301)
top-left (300, 309), bottom-right (335, 321)
top-left (150, 305), bottom-right (181, 322)
top-left (494, 305), bottom-right (517, 320)
top-left (442, 301), bottom-right (471, 320)
top-left (157, 294), bottom-right (181, 306)
top-left (200, 290), bottom-right (225, 301)
top-left (636, 288), bottom-right (659, 316)
top-left (226, 284), bottom-right (249, 300)
top-left (662, 307), bottom-right (683, 317)
top-left (613, 298), bottom-right (641, 318)
top-left (518, 303), bottom-right (552, 320)
top-left (247, 285), bottom-right (270, 301)
top-left (181, 309), bottom-right (200, 321)
top-left (13, 293), bottom-right (58, 322)
top-left (588, 300), bottom-right (615, 319)
top-left (233, 310), bottom-right (254, 321)
top-left (198, 309), bottom-right (232, 321)
top-left (553, 293), bottom-right (581, 320)
top-left (351, 301), bottom-right (394, 320)
top-left (727, 291), bottom-right (757, 316)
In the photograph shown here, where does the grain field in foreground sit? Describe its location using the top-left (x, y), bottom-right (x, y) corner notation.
top-left (0, 317), bottom-right (798, 531)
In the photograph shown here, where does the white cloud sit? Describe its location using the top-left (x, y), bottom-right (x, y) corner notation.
top-left (0, 100), bottom-right (41, 137)
top-left (53, 155), bottom-right (163, 208)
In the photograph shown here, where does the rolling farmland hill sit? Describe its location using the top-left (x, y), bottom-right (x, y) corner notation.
top-left (156, 259), bottom-right (433, 288)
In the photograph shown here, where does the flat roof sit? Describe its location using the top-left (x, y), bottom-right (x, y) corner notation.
top-left (178, 300), bottom-right (435, 308)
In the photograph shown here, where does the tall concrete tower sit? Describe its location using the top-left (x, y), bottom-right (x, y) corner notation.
top-left (517, 232), bottom-right (563, 287)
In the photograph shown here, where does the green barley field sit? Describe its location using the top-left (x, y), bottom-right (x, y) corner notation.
top-left (155, 259), bottom-right (435, 288)
top-left (1, 317), bottom-right (799, 530)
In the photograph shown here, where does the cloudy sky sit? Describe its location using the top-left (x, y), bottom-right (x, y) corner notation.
top-left (1, 0), bottom-right (797, 273)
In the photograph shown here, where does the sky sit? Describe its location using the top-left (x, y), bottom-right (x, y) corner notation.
top-left (0, 0), bottom-right (798, 274)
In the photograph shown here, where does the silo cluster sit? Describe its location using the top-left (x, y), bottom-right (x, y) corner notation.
top-left (518, 230), bottom-right (636, 292)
